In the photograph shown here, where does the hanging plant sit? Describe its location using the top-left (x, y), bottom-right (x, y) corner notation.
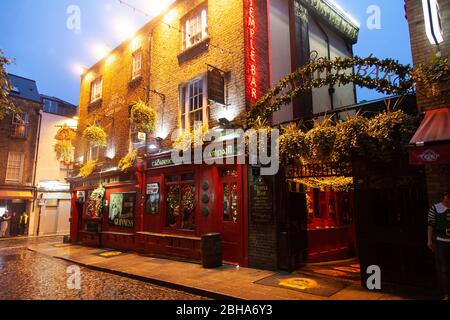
top-left (79, 160), bottom-right (97, 178)
top-left (366, 110), bottom-right (417, 161)
top-left (130, 100), bottom-right (157, 135)
top-left (305, 118), bottom-right (337, 162)
top-left (55, 124), bottom-right (77, 141)
top-left (83, 124), bottom-right (107, 148)
top-left (333, 115), bottom-right (370, 163)
top-left (412, 57), bottom-right (450, 99)
top-left (118, 150), bottom-right (138, 172)
top-left (173, 125), bottom-right (209, 151)
top-left (54, 140), bottom-right (74, 162)
top-left (278, 123), bottom-right (308, 165)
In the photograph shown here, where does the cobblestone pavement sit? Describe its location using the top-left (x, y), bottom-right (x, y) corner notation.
top-left (0, 236), bottom-right (209, 300)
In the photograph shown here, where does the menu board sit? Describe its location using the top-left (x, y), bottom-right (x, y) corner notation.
top-left (250, 176), bottom-right (274, 225)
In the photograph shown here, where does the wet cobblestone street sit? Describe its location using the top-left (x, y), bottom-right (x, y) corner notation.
top-left (0, 237), bottom-right (209, 300)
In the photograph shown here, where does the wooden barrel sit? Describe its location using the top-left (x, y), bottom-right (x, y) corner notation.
top-left (201, 233), bottom-right (223, 268)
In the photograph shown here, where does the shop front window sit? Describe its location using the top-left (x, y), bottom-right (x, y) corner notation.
top-left (166, 174), bottom-right (196, 231)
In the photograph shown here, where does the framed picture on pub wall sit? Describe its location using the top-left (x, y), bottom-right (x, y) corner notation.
top-left (109, 192), bottom-right (136, 228)
top-left (146, 183), bottom-right (160, 215)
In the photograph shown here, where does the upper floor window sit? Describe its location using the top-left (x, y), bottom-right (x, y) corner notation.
top-left (180, 76), bottom-right (208, 130)
top-left (182, 7), bottom-right (208, 50)
top-left (43, 99), bottom-right (59, 114)
top-left (10, 113), bottom-right (29, 139)
top-left (132, 51), bottom-right (142, 80)
top-left (90, 78), bottom-right (103, 103)
top-left (6, 152), bottom-right (24, 183)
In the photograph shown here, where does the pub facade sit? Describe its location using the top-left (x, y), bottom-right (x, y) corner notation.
top-left (69, 0), bottom-right (359, 269)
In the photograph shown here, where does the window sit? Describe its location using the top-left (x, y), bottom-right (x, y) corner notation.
top-left (10, 113), bottom-right (29, 139)
top-left (90, 78), bottom-right (103, 103)
top-left (6, 152), bottom-right (24, 182)
top-left (165, 173), bottom-right (196, 231)
top-left (132, 51), bottom-right (142, 80)
top-left (43, 99), bottom-right (59, 114)
top-left (182, 7), bottom-right (208, 50)
top-left (180, 77), bottom-right (208, 129)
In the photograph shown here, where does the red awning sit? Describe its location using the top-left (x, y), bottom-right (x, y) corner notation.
top-left (409, 107), bottom-right (450, 165)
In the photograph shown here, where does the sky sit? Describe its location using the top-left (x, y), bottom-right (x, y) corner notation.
top-left (0, 0), bottom-right (412, 106)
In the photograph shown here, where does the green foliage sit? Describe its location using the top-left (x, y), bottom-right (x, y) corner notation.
top-left (411, 57), bottom-right (450, 98)
top-left (79, 160), bottom-right (97, 178)
top-left (278, 124), bottom-right (307, 164)
top-left (118, 150), bottom-right (138, 172)
top-left (54, 140), bottom-right (74, 162)
top-left (130, 100), bottom-right (157, 135)
top-left (278, 111), bottom-right (418, 165)
top-left (55, 124), bottom-right (77, 141)
top-left (247, 56), bottom-right (414, 126)
top-left (0, 50), bottom-right (17, 120)
top-left (82, 124), bottom-right (107, 148)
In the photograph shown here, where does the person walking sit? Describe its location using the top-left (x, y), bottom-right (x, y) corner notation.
top-left (428, 190), bottom-right (450, 301)
top-left (0, 210), bottom-right (11, 238)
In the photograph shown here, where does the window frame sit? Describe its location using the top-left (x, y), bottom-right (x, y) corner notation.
top-left (10, 113), bottom-right (29, 139)
top-left (131, 50), bottom-right (143, 80)
top-left (182, 6), bottom-right (208, 50)
top-left (90, 77), bottom-right (103, 103)
top-left (6, 152), bottom-right (25, 183)
top-left (179, 75), bottom-right (209, 130)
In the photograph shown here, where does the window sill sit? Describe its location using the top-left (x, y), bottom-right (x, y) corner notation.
top-left (88, 99), bottom-right (103, 114)
top-left (177, 37), bottom-right (210, 64)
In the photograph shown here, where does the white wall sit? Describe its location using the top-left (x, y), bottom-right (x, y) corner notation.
top-left (309, 17), bottom-right (356, 115)
top-left (269, 0), bottom-right (293, 125)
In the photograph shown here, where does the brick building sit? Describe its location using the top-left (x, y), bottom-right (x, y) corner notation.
top-left (406, 0), bottom-right (450, 205)
top-left (0, 75), bottom-right (41, 236)
top-left (69, 0), bottom-right (358, 269)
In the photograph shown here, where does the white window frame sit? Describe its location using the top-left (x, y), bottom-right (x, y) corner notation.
top-left (6, 152), bottom-right (24, 183)
top-left (183, 7), bottom-right (208, 50)
top-left (132, 51), bottom-right (142, 80)
top-left (11, 113), bottom-right (29, 139)
top-left (180, 75), bottom-right (209, 130)
top-left (90, 78), bottom-right (103, 103)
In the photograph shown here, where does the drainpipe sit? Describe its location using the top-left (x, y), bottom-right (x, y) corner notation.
top-left (32, 108), bottom-right (43, 236)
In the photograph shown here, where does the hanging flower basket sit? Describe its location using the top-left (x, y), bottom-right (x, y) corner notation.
top-left (55, 124), bottom-right (77, 141)
top-left (333, 115), bottom-right (370, 163)
top-left (118, 150), bottom-right (138, 172)
top-left (412, 57), bottom-right (450, 99)
top-left (279, 123), bottom-right (308, 164)
top-left (83, 125), bottom-right (107, 148)
top-left (79, 160), bottom-right (97, 178)
top-left (305, 119), bottom-right (337, 162)
top-left (54, 140), bottom-right (74, 162)
top-left (130, 100), bottom-right (157, 135)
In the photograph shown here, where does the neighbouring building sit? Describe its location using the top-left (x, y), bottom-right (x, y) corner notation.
top-left (69, 0), bottom-right (359, 270)
top-left (0, 75), bottom-right (41, 236)
top-left (28, 95), bottom-right (78, 236)
top-left (406, 0), bottom-right (450, 202)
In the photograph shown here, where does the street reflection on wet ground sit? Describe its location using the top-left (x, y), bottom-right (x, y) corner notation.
top-left (0, 237), bottom-right (209, 300)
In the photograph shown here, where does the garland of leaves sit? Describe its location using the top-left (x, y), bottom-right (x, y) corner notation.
top-left (247, 56), bottom-right (414, 126)
top-left (79, 160), bottom-right (97, 178)
top-left (411, 56), bottom-right (450, 100)
top-left (118, 150), bottom-right (137, 172)
top-left (83, 124), bottom-right (107, 148)
top-left (130, 100), bottom-right (157, 134)
top-left (292, 177), bottom-right (354, 192)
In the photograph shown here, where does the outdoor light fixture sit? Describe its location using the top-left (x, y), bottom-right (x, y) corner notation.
top-left (422, 0), bottom-right (444, 45)
top-left (92, 43), bottom-right (110, 60)
top-left (73, 64), bottom-right (87, 76)
top-left (218, 118), bottom-right (231, 127)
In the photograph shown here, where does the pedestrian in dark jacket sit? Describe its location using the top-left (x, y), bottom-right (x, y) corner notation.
top-left (10, 212), bottom-right (20, 237)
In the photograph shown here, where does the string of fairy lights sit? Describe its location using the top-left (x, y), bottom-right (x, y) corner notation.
top-left (117, 0), bottom-right (234, 56)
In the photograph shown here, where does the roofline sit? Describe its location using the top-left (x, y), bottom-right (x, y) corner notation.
top-left (40, 94), bottom-right (78, 108)
top-left (84, 0), bottom-right (184, 73)
top-left (7, 73), bottom-right (38, 83)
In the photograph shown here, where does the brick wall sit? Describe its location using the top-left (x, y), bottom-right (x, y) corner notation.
top-left (0, 97), bottom-right (41, 187)
top-left (406, 0), bottom-right (450, 111)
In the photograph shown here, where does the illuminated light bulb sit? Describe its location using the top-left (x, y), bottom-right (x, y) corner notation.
top-left (73, 64), bottom-right (87, 76)
top-left (105, 54), bottom-right (116, 65)
top-left (92, 43), bottom-right (110, 60)
top-left (163, 8), bottom-right (178, 23)
top-left (114, 18), bottom-right (137, 41)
